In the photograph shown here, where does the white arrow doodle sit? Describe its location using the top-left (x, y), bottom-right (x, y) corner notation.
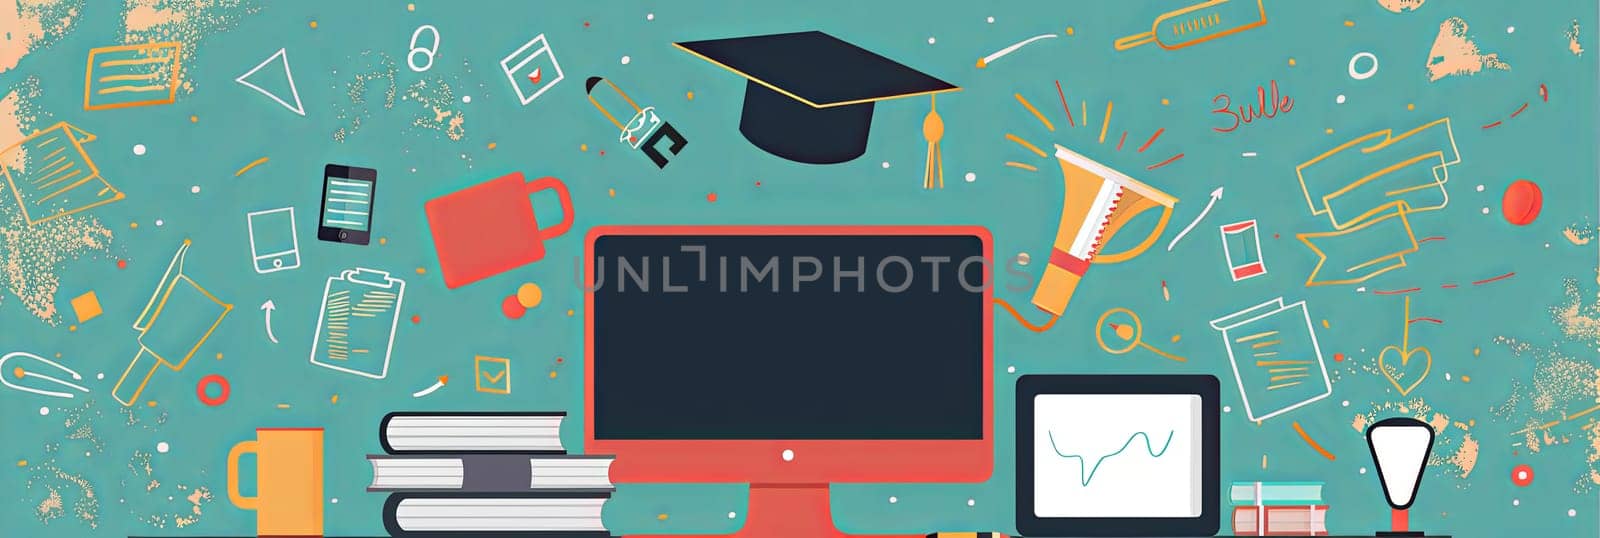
top-left (260, 299), bottom-right (279, 344)
top-left (1166, 186), bottom-right (1224, 251)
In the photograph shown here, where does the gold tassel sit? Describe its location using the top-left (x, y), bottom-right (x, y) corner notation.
top-left (923, 95), bottom-right (944, 189)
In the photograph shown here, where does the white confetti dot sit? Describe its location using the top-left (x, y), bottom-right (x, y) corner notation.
top-left (1223, 406), bottom-right (1231, 413)
top-left (1342, 400), bottom-right (1350, 407)
top-left (1482, 207), bottom-right (1490, 214)
top-left (727, 512), bottom-right (737, 519)
top-left (1545, 243), bottom-right (1551, 248)
top-left (156, 442), bottom-right (169, 453)
top-left (1445, 373), bottom-right (1451, 380)
top-left (889, 496), bottom-right (898, 504)
top-left (1507, 26), bottom-right (1516, 33)
top-left (39, 406), bottom-right (48, 416)
top-left (85, 451), bottom-right (91, 457)
top-left (1569, 509), bottom-right (1577, 517)
top-left (620, 55), bottom-right (631, 65)
top-left (462, 95), bottom-right (472, 104)
top-left (1359, 467), bottom-right (1368, 474)
top-left (987, 16), bottom-right (995, 23)
top-left (881, 161), bottom-right (890, 169)
top-left (97, 373), bottom-right (104, 380)
top-left (964, 172), bottom-right (976, 182)
top-left (646, 13), bottom-right (655, 21)
top-left (331, 498), bottom-right (339, 504)
top-left (190, 185), bottom-right (200, 194)
top-left (155, 219), bottom-right (164, 226)
top-left (967, 499), bottom-right (975, 506)
top-left (1007, 366), bottom-right (1016, 373)
top-left (1476, 184), bottom-right (1485, 192)
top-left (133, 144), bottom-right (146, 156)
top-left (1336, 94), bottom-right (1346, 104)
top-left (1513, 499), bottom-right (1520, 506)
top-left (928, 37), bottom-right (937, 45)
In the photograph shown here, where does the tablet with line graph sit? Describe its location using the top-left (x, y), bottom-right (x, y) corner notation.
top-left (1016, 374), bottom-right (1219, 537)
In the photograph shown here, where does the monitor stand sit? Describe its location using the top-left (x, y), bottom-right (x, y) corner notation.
top-left (629, 483), bottom-right (923, 538)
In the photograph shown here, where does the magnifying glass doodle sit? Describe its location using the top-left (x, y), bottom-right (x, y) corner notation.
top-left (1095, 307), bottom-right (1188, 362)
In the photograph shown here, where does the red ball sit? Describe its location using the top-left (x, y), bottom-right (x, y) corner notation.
top-left (1501, 179), bottom-right (1542, 226)
top-left (1511, 463), bottom-right (1534, 487)
top-left (501, 295), bottom-right (526, 319)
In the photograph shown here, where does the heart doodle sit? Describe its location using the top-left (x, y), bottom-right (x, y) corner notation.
top-left (1378, 343), bottom-right (1432, 396)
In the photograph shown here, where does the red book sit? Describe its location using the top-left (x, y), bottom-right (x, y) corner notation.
top-left (1232, 505), bottom-right (1328, 536)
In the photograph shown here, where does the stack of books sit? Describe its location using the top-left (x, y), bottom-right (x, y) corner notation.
top-left (1229, 481), bottom-right (1328, 536)
top-left (368, 411), bottom-right (617, 537)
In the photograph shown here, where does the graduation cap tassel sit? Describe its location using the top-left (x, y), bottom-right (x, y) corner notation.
top-left (923, 95), bottom-right (945, 189)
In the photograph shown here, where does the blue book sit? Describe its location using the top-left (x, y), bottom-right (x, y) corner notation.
top-left (1229, 481), bottom-right (1324, 505)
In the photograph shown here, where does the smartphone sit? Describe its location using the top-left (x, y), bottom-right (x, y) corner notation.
top-left (247, 206), bottom-right (300, 273)
top-left (317, 164), bottom-right (378, 245)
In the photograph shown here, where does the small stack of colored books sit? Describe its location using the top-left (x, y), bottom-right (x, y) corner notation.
top-left (1230, 481), bottom-right (1327, 536)
top-left (368, 412), bottom-right (618, 537)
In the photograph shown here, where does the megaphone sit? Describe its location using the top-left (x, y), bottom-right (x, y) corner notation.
top-left (1017, 145), bottom-right (1178, 325)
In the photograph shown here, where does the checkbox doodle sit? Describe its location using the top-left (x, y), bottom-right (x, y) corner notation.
top-left (474, 355), bottom-right (511, 395)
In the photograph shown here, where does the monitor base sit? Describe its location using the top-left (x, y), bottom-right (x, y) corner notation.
top-left (627, 483), bottom-right (921, 538)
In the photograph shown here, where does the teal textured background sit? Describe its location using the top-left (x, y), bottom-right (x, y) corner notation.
top-left (1, 1), bottom-right (1597, 536)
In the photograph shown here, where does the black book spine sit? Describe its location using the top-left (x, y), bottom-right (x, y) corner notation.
top-left (382, 493), bottom-right (614, 538)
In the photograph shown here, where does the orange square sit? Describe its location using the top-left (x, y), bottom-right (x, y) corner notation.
top-left (70, 291), bottom-right (102, 323)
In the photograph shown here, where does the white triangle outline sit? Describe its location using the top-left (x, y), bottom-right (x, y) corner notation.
top-left (235, 48), bottom-right (305, 116)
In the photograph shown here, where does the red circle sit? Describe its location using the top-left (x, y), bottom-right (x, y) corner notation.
top-left (707, 192), bottom-right (718, 203)
top-left (411, 314), bottom-right (421, 324)
top-left (501, 295), bottom-right (526, 319)
top-left (1511, 463), bottom-right (1534, 487)
top-left (116, 259), bottom-right (127, 269)
top-left (1501, 179), bottom-right (1543, 226)
top-left (197, 374), bottom-right (230, 406)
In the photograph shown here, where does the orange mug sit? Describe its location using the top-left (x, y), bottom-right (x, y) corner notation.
top-left (424, 172), bottom-right (576, 289)
top-left (228, 428), bottom-right (324, 537)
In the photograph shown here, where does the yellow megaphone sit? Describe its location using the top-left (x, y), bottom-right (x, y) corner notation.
top-left (1002, 145), bottom-right (1178, 331)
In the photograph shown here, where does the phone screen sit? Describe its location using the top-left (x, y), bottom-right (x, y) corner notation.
top-left (318, 164), bottom-right (377, 245)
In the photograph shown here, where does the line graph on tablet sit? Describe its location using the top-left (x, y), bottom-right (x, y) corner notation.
top-left (1047, 429), bottom-right (1175, 487)
top-left (1033, 394), bottom-right (1202, 517)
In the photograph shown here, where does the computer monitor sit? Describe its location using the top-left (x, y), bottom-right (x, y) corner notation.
top-left (1016, 375), bottom-right (1220, 537)
top-left (584, 225), bottom-right (993, 538)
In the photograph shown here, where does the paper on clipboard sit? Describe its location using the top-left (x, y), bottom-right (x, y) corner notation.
top-left (309, 267), bottom-right (405, 379)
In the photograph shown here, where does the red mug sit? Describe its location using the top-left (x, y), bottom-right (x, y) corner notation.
top-left (425, 172), bottom-right (575, 289)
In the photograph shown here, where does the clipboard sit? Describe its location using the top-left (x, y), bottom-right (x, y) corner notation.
top-left (309, 267), bottom-right (405, 379)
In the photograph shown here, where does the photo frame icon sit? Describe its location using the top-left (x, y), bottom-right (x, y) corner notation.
top-left (500, 34), bottom-right (565, 106)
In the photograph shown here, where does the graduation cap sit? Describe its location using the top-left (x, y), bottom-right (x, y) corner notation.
top-left (674, 31), bottom-right (959, 166)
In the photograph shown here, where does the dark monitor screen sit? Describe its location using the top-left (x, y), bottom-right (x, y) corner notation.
top-left (592, 234), bottom-right (985, 440)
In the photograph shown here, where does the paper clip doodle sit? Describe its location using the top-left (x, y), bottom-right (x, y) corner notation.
top-left (83, 42), bottom-right (182, 110)
top-left (586, 76), bottom-right (688, 169)
top-left (407, 25), bottom-right (440, 73)
top-left (113, 239), bottom-right (233, 407)
top-left (1209, 297), bottom-right (1332, 422)
top-left (1, 122), bottom-right (123, 226)
top-left (1114, 0), bottom-right (1267, 52)
top-left (1296, 118), bottom-right (1458, 230)
top-left (2, 351), bottom-right (88, 399)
